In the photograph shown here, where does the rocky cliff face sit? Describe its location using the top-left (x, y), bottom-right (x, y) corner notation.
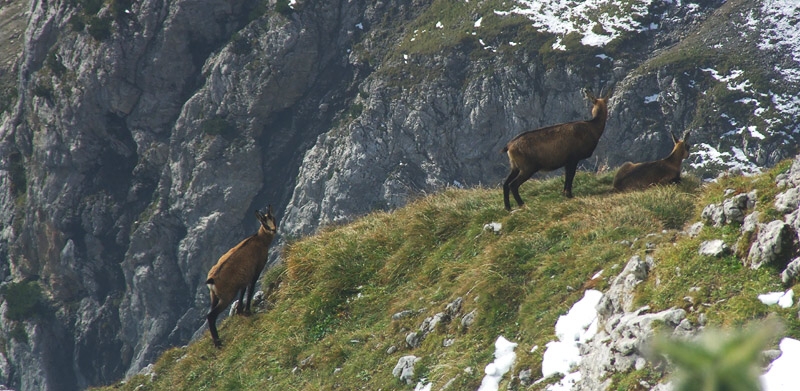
top-left (0, 0), bottom-right (797, 389)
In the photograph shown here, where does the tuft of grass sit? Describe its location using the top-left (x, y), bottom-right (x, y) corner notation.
top-left (93, 162), bottom-right (800, 391)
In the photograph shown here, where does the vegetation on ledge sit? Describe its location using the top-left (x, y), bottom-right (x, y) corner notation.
top-left (96, 162), bottom-right (798, 391)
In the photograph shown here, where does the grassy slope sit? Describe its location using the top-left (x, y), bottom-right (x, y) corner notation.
top-left (97, 160), bottom-right (799, 391)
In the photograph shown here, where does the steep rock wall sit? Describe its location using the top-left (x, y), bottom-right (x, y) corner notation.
top-left (0, 0), bottom-right (797, 390)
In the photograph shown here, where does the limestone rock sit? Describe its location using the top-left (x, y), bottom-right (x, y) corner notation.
top-left (698, 240), bottom-right (729, 257)
top-left (392, 355), bottom-right (420, 384)
top-left (747, 220), bottom-right (794, 269)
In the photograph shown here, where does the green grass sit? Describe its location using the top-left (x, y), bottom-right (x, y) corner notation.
top-left (91, 162), bottom-right (800, 390)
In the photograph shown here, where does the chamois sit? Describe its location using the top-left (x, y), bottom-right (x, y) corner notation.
top-left (503, 89), bottom-right (611, 211)
top-left (206, 206), bottom-right (277, 348)
top-left (612, 130), bottom-right (692, 192)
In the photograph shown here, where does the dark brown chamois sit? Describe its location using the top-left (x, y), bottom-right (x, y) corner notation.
top-left (503, 89), bottom-right (611, 211)
top-left (206, 206), bottom-right (277, 348)
top-left (612, 130), bottom-right (692, 191)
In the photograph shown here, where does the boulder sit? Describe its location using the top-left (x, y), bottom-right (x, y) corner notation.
top-left (392, 355), bottom-right (420, 384)
top-left (747, 221), bottom-right (794, 269)
top-left (698, 240), bottom-right (729, 257)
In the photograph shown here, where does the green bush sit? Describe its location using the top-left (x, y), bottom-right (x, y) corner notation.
top-left (46, 51), bottom-right (67, 78)
top-left (87, 16), bottom-right (112, 41)
top-left (201, 117), bottom-right (237, 139)
top-left (0, 281), bottom-right (46, 321)
top-left (275, 0), bottom-right (293, 16)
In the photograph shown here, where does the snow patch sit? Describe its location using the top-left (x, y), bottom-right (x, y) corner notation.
top-left (498, 0), bottom-right (667, 49)
top-left (761, 338), bottom-right (800, 391)
top-left (758, 290), bottom-right (794, 308)
top-left (539, 290), bottom-right (603, 390)
top-left (477, 336), bottom-right (518, 391)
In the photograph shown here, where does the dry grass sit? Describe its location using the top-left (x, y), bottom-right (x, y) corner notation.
top-left (94, 163), bottom-right (800, 391)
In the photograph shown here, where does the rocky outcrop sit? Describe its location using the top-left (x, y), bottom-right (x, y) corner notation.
top-left (575, 255), bottom-right (697, 390)
top-left (0, 0), bottom-right (798, 390)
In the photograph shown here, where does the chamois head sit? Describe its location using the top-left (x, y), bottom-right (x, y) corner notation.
top-left (669, 129), bottom-right (692, 160)
top-left (255, 205), bottom-right (277, 234)
top-left (583, 88), bottom-right (612, 120)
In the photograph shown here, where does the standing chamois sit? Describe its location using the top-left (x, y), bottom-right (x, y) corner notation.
top-left (206, 206), bottom-right (277, 348)
top-left (612, 130), bottom-right (692, 192)
top-left (503, 89), bottom-right (611, 211)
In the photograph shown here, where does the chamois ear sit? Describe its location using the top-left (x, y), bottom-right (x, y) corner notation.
top-left (601, 87), bottom-right (612, 99)
top-left (670, 131), bottom-right (679, 145)
top-left (682, 129), bottom-right (692, 143)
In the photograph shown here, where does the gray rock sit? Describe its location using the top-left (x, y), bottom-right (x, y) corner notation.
top-left (392, 355), bottom-right (420, 384)
top-left (597, 255), bottom-right (652, 316)
top-left (747, 220), bottom-right (793, 269)
top-left (763, 349), bottom-right (782, 363)
top-left (405, 332), bottom-right (421, 348)
top-left (444, 297), bottom-right (463, 318)
top-left (742, 211), bottom-right (761, 234)
top-left (575, 252), bottom-right (694, 391)
top-left (392, 310), bottom-right (416, 321)
top-left (701, 203), bottom-right (726, 226)
top-left (722, 194), bottom-right (749, 224)
top-left (698, 240), bottom-right (729, 257)
top-left (685, 222), bottom-right (704, 237)
top-left (781, 257), bottom-right (800, 286)
top-left (518, 369), bottom-right (533, 386)
top-left (775, 187), bottom-right (800, 214)
top-left (461, 310), bottom-right (477, 330)
top-left (747, 190), bottom-right (758, 210)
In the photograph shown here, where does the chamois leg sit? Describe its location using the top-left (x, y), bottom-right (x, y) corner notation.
top-left (509, 170), bottom-right (535, 209)
top-left (563, 161), bottom-right (578, 198)
top-left (234, 288), bottom-right (246, 314)
top-left (244, 273), bottom-right (259, 315)
top-left (503, 168), bottom-right (520, 211)
top-left (207, 295), bottom-right (225, 348)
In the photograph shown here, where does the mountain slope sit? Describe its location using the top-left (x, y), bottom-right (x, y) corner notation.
top-left (95, 160), bottom-right (800, 390)
top-left (1, 0), bottom-right (799, 389)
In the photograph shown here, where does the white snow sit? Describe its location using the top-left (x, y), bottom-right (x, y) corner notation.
top-left (644, 94), bottom-right (658, 104)
top-left (477, 336), bottom-right (518, 391)
top-left (435, 21), bottom-right (444, 29)
top-left (690, 143), bottom-right (761, 175)
top-left (761, 338), bottom-right (800, 391)
top-left (355, 23), bottom-right (364, 30)
top-left (414, 381), bottom-right (432, 391)
top-left (498, 0), bottom-right (665, 49)
top-left (540, 290), bottom-right (603, 390)
top-left (758, 289), bottom-right (794, 308)
top-left (474, 17), bottom-right (483, 28)
top-left (753, 0), bottom-right (800, 83)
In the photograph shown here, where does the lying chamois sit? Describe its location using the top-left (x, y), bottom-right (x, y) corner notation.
top-left (612, 130), bottom-right (691, 191)
top-left (503, 89), bottom-right (611, 211)
top-left (206, 206), bottom-right (277, 348)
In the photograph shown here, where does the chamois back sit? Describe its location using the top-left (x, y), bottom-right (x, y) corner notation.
top-left (206, 206), bottom-right (277, 347)
top-left (503, 88), bottom-right (612, 211)
top-left (612, 130), bottom-right (692, 192)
